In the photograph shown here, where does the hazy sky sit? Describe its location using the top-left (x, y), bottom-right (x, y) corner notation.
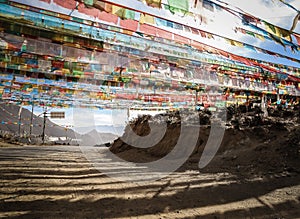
top-left (222, 0), bottom-right (300, 32)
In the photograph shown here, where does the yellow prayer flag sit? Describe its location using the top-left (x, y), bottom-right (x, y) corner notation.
top-left (278, 28), bottom-right (292, 41)
top-left (274, 27), bottom-right (282, 38)
top-left (123, 29), bottom-right (133, 35)
top-left (226, 39), bottom-right (235, 46)
top-left (112, 5), bottom-right (122, 14)
top-left (140, 13), bottom-right (155, 24)
top-left (145, 0), bottom-right (162, 8)
top-left (233, 41), bottom-right (243, 47)
top-left (265, 22), bottom-right (279, 36)
top-left (206, 33), bottom-right (213, 39)
top-left (254, 33), bottom-right (265, 41)
top-left (283, 35), bottom-right (292, 42)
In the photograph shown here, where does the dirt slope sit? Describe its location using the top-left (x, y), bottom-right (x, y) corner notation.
top-left (110, 106), bottom-right (300, 178)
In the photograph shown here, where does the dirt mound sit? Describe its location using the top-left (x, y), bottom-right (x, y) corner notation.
top-left (200, 125), bottom-right (300, 178)
top-left (110, 107), bottom-right (300, 177)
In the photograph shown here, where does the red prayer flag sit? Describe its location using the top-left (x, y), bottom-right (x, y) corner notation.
top-left (78, 3), bottom-right (100, 18)
top-left (139, 24), bottom-right (157, 36)
top-left (156, 28), bottom-right (172, 40)
top-left (218, 50), bottom-right (229, 58)
top-left (174, 34), bottom-right (188, 45)
top-left (54, 0), bottom-right (76, 9)
top-left (39, 0), bottom-right (51, 3)
top-left (230, 54), bottom-right (252, 66)
top-left (191, 40), bottom-right (204, 51)
top-left (294, 33), bottom-right (300, 45)
top-left (199, 30), bottom-right (206, 38)
top-left (120, 19), bottom-right (138, 32)
top-left (98, 11), bottom-right (118, 24)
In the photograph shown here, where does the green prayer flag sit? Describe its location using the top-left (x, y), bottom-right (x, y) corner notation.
top-left (167, 0), bottom-right (189, 14)
top-left (84, 0), bottom-right (94, 6)
top-left (115, 8), bottom-right (135, 20)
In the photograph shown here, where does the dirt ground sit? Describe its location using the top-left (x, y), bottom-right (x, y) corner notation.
top-left (0, 106), bottom-right (299, 218)
top-left (0, 144), bottom-right (299, 219)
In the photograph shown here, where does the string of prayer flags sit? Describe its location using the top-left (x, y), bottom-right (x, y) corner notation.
top-left (13, 0), bottom-right (297, 65)
top-left (216, 0), bottom-right (297, 48)
top-left (2, 0), bottom-right (300, 82)
top-left (264, 22), bottom-right (292, 42)
top-left (236, 26), bottom-right (299, 52)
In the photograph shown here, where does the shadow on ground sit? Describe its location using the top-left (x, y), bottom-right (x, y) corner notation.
top-left (0, 146), bottom-right (299, 218)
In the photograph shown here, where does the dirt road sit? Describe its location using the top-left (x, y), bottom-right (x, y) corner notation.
top-left (0, 145), bottom-right (299, 218)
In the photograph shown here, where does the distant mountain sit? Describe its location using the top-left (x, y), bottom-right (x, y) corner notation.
top-left (78, 129), bottom-right (118, 146)
top-left (0, 102), bottom-right (76, 138)
top-left (0, 102), bottom-right (119, 145)
top-left (74, 125), bottom-right (125, 135)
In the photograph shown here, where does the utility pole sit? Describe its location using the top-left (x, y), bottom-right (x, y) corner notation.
top-left (9, 75), bottom-right (15, 94)
top-left (29, 101), bottom-right (34, 137)
top-left (65, 127), bottom-right (68, 143)
top-left (127, 107), bottom-right (130, 122)
top-left (195, 90), bottom-right (198, 106)
top-left (41, 107), bottom-right (47, 144)
top-left (18, 100), bottom-right (24, 137)
top-left (261, 93), bottom-right (268, 118)
top-left (18, 106), bottom-right (22, 137)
